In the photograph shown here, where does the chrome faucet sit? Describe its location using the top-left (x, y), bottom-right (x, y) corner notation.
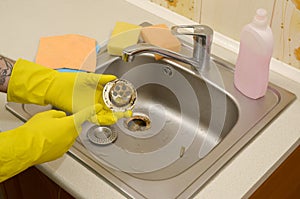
top-left (122, 25), bottom-right (213, 72)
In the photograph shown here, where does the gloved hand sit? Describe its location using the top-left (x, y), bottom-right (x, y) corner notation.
top-left (7, 59), bottom-right (131, 125)
top-left (0, 104), bottom-right (101, 182)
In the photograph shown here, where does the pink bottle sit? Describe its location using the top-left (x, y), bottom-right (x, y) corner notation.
top-left (234, 8), bottom-right (274, 99)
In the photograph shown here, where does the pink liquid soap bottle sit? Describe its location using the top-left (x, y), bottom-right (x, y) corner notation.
top-left (234, 8), bottom-right (274, 99)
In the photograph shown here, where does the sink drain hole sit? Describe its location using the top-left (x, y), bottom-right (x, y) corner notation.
top-left (125, 113), bottom-right (151, 131)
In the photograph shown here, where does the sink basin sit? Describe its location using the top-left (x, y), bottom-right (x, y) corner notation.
top-left (6, 41), bottom-right (296, 198)
top-left (79, 53), bottom-right (240, 182)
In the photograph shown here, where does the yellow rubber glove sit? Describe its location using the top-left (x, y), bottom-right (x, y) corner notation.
top-left (7, 59), bottom-right (131, 125)
top-left (0, 104), bottom-right (101, 182)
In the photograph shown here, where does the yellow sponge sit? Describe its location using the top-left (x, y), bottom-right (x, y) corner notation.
top-left (107, 22), bottom-right (141, 56)
top-left (141, 24), bottom-right (181, 60)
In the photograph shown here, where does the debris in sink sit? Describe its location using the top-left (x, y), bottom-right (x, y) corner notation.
top-left (180, 146), bottom-right (185, 158)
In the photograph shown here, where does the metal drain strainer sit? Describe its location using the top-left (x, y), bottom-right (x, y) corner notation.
top-left (87, 126), bottom-right (117, 145)
top-left (103, 79), bottom-right (137, 112)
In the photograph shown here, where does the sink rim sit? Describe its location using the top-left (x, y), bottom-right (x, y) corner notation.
top-left (5, 47), bottom-right (296, 199)
top-left (77, 52), bottom-right (295, 198)
top-left (74, 52), bottom-right (295, 198)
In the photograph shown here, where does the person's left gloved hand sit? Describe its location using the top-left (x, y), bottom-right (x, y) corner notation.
top-left (0, 104), bottom-right (100, 182)
top-left (7, 59), bottom-right (131, 125)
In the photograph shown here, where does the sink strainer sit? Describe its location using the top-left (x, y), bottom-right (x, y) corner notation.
top-left (87, 126), bottom-right (117, 145)
top-left (103, 79), bottom-right (137, 112)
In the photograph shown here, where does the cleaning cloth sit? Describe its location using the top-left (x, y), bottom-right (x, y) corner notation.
top-left (107, 22), bottom-right (141, 56)
top-left (141, 24), bottom-right (181, 60)
top-left (35, 34), bottom-right (97, 72)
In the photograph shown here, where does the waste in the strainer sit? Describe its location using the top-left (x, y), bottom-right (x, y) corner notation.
top-left (103, 79), bottom-right (137, 112)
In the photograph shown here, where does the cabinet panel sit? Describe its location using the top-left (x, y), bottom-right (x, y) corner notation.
top-left (0, 167), bottom-right (74, 199)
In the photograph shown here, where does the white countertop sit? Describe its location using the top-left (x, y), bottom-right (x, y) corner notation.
top-left (1, 0), bottom-right (300, 198)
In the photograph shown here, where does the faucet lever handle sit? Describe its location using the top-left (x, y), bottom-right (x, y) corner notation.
top-left (171, 25), bottom-right (213, 49)
top-left (171, 25), bottom-right (213, 38)
top-left (171, 25), bottom-right (213, 70)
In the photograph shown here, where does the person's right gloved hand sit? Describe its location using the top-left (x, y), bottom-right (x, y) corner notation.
top-left (7, 59), bottom-right (131, 125)
top-left (0, 104), bottom-right (101, 183)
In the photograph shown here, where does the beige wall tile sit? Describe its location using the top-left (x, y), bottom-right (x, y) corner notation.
top-left (150, 0), bottom-right (197, 20)
top-left (151, 0), bottom-right (300, 70)
top-left (272, 0), bottom-right (300, 69)
top-left (200, 0), bottom-right (275, 41)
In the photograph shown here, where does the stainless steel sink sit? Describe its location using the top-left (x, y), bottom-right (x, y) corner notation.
top-left (6, 40), bottom-right (296, 198)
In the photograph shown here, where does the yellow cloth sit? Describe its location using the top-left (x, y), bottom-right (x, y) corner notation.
top-left (0, 104), bottom-right (101, 182)
top-left (35, 34), bottom-right (96, 72)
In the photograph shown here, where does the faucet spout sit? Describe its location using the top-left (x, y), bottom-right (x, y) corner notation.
top-left (122, 43), bottom-right (199, 68)
top-left (122, 25), bottom-right (214, 73)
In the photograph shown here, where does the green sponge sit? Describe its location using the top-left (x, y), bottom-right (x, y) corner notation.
top-left (107, 22), bottom-right (141, 56)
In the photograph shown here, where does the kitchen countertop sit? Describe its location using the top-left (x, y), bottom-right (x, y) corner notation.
top-left (1, 0), bottom-right (300, 198)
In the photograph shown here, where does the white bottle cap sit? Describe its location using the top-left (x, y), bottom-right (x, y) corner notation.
top-left (253, 8), bottom-right (268, 28)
